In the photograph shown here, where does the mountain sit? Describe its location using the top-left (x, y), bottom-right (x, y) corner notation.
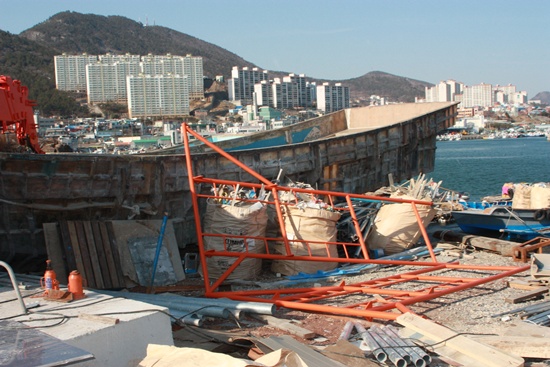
top-left (532, 91), bottom-right (550, 105)
top-left (2, 11), bottom-right (432, 115)
top-left (341, 71), bottom-right (431, 104)
top-left (20, 11), bottom-right (254, 81)
top-left (0, 29), bottom-right (89, 116)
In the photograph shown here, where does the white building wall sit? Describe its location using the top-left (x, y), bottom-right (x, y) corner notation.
top-left (127, 74), bottom-right (189, 118)
top-left (55, 54), bottom-right (98, 92)
top-left (462, 83), bottom-right (493, 108)
top-left (86, 61), bottom-right (141, 104)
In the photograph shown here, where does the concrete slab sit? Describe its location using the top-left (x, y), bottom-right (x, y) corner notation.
top-left (0, 275), bottom-right (174, 367)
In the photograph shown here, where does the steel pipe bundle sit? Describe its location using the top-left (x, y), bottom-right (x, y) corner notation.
top-left (525, 309), bottom-right (550, 326)
top-left (354, 323), bottom-right (388, 363)
top-left (355, 322), bottom-right (431, 367)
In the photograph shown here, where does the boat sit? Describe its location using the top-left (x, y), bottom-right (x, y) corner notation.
top-left (451, 205), bottom-right (550, 241)
top-left (0, 102), bottom-right (458, 271)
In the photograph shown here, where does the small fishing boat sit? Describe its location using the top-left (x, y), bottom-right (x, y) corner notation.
top-left (451, 205), bottom-right (550, 241)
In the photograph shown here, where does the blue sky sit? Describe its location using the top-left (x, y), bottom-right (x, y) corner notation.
top-left (1, 0), bottom-right (549, 97)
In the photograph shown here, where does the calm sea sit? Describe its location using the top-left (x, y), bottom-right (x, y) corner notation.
top-left (426, 137), bottom-right (550, 201)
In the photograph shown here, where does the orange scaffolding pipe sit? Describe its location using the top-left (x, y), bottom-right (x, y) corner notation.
top-left (181, 123), bottom-right (530, 320)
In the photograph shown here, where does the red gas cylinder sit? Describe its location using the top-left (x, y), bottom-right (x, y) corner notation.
top-left (40, 260), bottom-right (59, 293)
top-left (68, 270), bottom-right (85, 300)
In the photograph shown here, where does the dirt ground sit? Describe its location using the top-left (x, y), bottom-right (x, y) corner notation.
top-left (170, 224), bottom-right (550, 366)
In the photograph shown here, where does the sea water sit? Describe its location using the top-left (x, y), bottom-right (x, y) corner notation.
top-left (426, 137), bottom-right (550, 201)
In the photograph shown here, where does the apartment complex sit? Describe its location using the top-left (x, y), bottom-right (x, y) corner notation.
top-left (425, 80), bottom-right (528, 107)
top-left (55, 53), bottom-right (98, 92)
top-left (86, 61), bottom-right (141, 104)
top-left (231, 67), bottom-right (336, 111)
top-left (316, 83), bottom-right (351, 113)
top-left (127, 74), bottom-right (190, 118)
top-left (228, 67), bottom-right (268, 104)
top-left (55, 53), bottom-right (204, 117)
top-left (140, 54), bottom-right (204, 99)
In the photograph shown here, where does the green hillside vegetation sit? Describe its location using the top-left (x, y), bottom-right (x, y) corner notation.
top-left (1, 11), bottom-right (434, 117)
top-left (0, 30), bottom-right (87, 116)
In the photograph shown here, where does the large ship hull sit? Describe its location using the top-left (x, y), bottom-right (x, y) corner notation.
top-left (0, 102), bottom-right (457, 268)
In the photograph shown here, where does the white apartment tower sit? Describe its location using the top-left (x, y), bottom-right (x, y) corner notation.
top-left (316, 83), bottom-right (350, 113)
top-left (462, 83), bottom-right (493, 108)
top-left (54, 53), bottom-right (98, 92)
top-left (228, 66), bottom-right (268, 104)
top-left (425, 80), bottom-right (463, 102)
top-left (127, 74), bottom-right (190, 118)
top-left (140, 54), bottom-right (204, 99)
top-left (86, 61), bottom-right (141, 104)
top-left (254, 80), bottom-right (273, 107)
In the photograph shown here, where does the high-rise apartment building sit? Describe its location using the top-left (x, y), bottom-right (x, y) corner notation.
top-left (462, 83), bottom-right (493, 108)
top-left (228, 67), bottom-right (268, 104)
top-left (425, 80), bottom-right (464, 102)
top-left (316, 83), bottom-right (350, 113)
top-left (127, 74), bottom-right (189, 118)
top-left (140, 54), bottom-right (204, 99)
top-left (86, 61), bottom-right (141, 104)
top-left (54, 53), bottom-right (98, 92)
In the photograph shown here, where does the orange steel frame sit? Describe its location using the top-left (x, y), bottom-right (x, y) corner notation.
top-left (182, 123), bottom-right (530, 320)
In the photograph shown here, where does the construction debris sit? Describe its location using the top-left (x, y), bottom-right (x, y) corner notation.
top-left (396, 313), bottom-right (524, 367)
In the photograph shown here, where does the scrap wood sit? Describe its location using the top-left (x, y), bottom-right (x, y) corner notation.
top-left (469, 335), bottom-right (550, 359)
top-left (138, 344), bottom-right (306, 367)
top-left (320, 339), bottom-right (379, 367)
top-left (252, 314), bottom-right (316, 339)
top-left (396, 313), bottom-right (524, 367)
top-left (503, 320), bottom-right (550, 338)
top-left (507, 279), bottom-right (547, 291)
top-left (257, 335), bottom-right (348, 367)
top-left (505, 287), bottom-right (549, 304)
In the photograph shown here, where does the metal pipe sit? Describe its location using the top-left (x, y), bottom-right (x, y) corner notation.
top-left (369, 326), bottom-right (408, 367)
top-left (98, 291), bottom-right (230, 319)
top-left (338, 321), bottom-right (354, 340)
top-left (385, 325), bottom-right (431, 366)
top-left (354, 323), bottom-right (387, 363)
top-left (0, 261), bottom-right (27, 315)
top-left (149, 212), bottom-right (169, 290)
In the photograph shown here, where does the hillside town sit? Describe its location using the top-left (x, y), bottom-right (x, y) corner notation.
top-left (22, 52), bottom-right (545, 154)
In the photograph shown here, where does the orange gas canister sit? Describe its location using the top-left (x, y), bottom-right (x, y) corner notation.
top-left (40, 260), bottom-right (59, 292)
top-left (68, 270), bottom-right (85, 300)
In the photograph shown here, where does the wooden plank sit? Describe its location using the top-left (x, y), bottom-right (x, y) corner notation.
top-left (252, 315), bottom-right (316, 339)
top-left (258, 335), bottom-right (348, 367)
top-left (65, 221), bottom-right (85, 284)
top-left (98, 221), bottom-right (122, 289)
top-left (470, 335), bottom-right (550, 359)
top-left (82, 221), bottom-right (104, 289)
top-left (507, 280), bottom-right (543, 291)
top-left (396, 313), bottom-right (524, 367)
top-left (59, 220), bottom-right (77, 275)
top-left (505, 287), bottom-right (549, 304)
top-left (91, 221), bottom-right (112, 289)
top-left (105, 221), bottom-right (126, 288)
top-left (43, 223), bottom-right (68, 283)
top-left (321, 340), bottom-right (379, 367)
top-left (72, 221), bottom-right (96, 289)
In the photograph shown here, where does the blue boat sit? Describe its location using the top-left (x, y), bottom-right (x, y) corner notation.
top-left (451, 205), bottom-right (550, 241)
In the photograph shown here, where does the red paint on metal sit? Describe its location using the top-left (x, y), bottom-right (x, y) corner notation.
top-left (181, 123), bottom-right (530, 320)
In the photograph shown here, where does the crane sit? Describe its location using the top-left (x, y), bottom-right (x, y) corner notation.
top-left (0, 75), bottom-right (44, 154)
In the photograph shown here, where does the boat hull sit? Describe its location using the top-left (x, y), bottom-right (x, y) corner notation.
top-left (452, 206), bottom-right (550, 241)
top-left (0, 102), bottom-right (458, 269)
